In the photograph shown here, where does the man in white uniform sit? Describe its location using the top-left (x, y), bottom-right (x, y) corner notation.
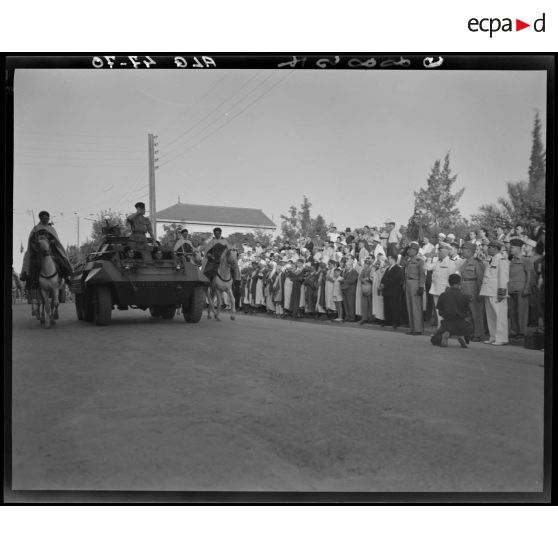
top-left (479, 239), bottom-right (510, 346)
top-left (428, 242), bottom-right (457, 326)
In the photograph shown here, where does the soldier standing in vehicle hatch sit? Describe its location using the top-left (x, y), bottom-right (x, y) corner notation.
top-left (126, 202), bottom-right (156, 261)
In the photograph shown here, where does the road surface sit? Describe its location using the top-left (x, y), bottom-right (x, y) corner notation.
top-left (10, 303), bottom-right (545, 493)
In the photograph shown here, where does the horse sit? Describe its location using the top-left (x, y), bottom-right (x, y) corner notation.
top-left (206, 248), bottom-right (240, 321)
top-left (34, 234), bottom-right (64, 328)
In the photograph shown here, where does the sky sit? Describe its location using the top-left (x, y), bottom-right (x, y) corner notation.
top-left (12, 67), bottom-right (546, 271)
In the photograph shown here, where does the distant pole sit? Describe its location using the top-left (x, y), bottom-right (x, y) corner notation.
top-left (148, 133), bottom-right (158, 239)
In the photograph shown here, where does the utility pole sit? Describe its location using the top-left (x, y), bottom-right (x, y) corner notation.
top-left (74, 212), bottom-right (80, 248)
top-left (148, 133), bottom-right (159, 239)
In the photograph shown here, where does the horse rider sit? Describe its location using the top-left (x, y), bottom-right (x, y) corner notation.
top-left (201, 227), bottom-right (230, 280)
top-left (173, 228), bottom-right (201, 265)
top-left (126, 202), bottom-right (156, 261)
top-left (20, 210), bottom-right (73, 290)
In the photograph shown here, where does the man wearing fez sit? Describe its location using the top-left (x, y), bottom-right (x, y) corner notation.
top-left (403, 241), bottom-right (425, 335)
top-left (126, 202), bottom-right (156, 261)
top-left (480, 239), bottom-right (510, 346)
top-left (507, 237), bottom-right (532, 339)
top-left (202, 227), bottom-right (230, 280)
top-left (458, 241), bottom-right (486, 342)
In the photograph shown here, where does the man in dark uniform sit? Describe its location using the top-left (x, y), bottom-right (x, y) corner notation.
top-left (403, 241), bottom-right (425, 335)
top-left (431, 274), bottom-right (472, 348)
top-left (507, 237), bottom-right (531, 339)
top-left (126, 202), bottom-right (156, 261)
top-left (458, 241), bottom-right (486, 342)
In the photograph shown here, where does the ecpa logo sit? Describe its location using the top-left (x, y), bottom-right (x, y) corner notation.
top-left (468, 13), bottom-right (546, 37)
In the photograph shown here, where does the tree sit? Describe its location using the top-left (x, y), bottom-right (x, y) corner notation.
top-left (472, 111), bottom-right (546, 237)
top-left (297, 195), bottom-right (312, 237)
top-left (413, 153), bottom-right (464, 230)
top-left (528, 110), bottom-right (546, 194)
top-left (279, 205), bottom-right (298, 243)
top-left (280, 197), bottom-right (328, 242)
top-left (159, 223), bottom-right (183, 247)
top-left (309, 214), bottom-right (328, 239)
top-left (89, 210), bottom-right (128, 245)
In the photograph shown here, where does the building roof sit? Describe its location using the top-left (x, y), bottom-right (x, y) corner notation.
top-left (156, 202), bottom-right (276, 229)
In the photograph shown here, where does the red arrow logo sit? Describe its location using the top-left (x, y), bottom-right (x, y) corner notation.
top-left (516, 19), bottom-right (530, 31)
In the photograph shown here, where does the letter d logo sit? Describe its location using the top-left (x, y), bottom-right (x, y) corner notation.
top-left (534, 13), bottom-right (545, 32)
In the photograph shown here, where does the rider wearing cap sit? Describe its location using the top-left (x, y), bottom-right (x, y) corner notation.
top-left (20, 210), bottom-right (73, 288)
top-left (126, 202), bottom-right (156, 261)
top-left (201, 227), bottom-right (230, 279)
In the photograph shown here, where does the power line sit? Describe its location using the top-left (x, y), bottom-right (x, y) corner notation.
top-left (160, 71), bottom-right (263, 156)
top-left (159, 72), bottom-right (275, 164)
top-left (15, 146), bottom-right (143, 154)
top-left (160, 70), bottom-right (294, 167)
top-left (15, 161), bottom-right (143, 168)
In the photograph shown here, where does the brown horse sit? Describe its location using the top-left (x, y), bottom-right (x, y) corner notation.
top-left (206, 248), bottom-right (240, 321)
top-left (35, 235), bottom-right (64, 328)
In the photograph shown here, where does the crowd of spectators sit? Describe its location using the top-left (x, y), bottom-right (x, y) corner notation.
top-left (213, 219), bottom-right (545, 345)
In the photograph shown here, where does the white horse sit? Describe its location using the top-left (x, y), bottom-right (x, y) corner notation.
top-left (35, 235), bottom-right (64, 328)
top-left (206, 248), bottom-right (240, 321)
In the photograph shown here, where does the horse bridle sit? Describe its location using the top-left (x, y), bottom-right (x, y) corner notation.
top-left (35, 234), bottom-right (59, 278)
top-left (215, 248), bottom-right (239, 283)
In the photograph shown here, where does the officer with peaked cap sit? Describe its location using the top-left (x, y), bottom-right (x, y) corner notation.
top-left (458, 241), bottom-right (486, 341)
top-left (126, 202), bottom-right (156, 261)
top-left (403, 241), bottom-right (426, 335)
top-left (479, 239), bottom-right (510, 345)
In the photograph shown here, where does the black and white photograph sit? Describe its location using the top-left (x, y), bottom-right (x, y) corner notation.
top-left (6, 55), bottom-right (552, 501)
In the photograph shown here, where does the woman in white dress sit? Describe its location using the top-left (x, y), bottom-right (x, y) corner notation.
top-left (324, 260), bottom-right (337, 314)
top-left (283, 263), bottom-right (293, 311)
top-left (372, 253), bottom-right (387, 322)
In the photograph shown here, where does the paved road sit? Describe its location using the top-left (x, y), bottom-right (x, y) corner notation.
top-left (11, 303), bottom-right (544, 493)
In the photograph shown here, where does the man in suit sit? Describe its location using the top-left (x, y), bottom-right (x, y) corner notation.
top-left (403, 241), bottom-right (425, 335)
top-left (380, 254), bottom-right (403, 329)
top-left (340, 258), bottom-right (359, 322)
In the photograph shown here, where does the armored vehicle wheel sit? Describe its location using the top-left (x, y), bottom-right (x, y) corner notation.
top-left (182, 285), bottom-right (206, 323)
top-left (149, 307), bottom-right (161, 318)
top-left (93, 286), bottom-right (112, 326)
top-left (160, 306), bottom-right (176, 320)
top-left (82, 292), bottom-right (94, 322)
top-left (75, 294), bottom-right (84, 320)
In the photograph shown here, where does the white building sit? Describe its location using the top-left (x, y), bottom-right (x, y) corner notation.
top-left (155, 202), bottom-right (276, 237)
